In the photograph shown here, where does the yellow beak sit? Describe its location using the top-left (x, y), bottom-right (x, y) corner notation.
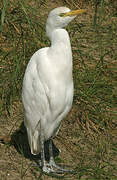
top-left (63, 9), bottom-right (86, 17)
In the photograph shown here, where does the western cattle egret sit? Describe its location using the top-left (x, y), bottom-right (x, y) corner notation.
top-left (22, 7), bottom-right (86, 173)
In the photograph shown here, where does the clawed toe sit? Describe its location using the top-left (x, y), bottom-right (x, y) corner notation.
top-left (43, 163), bottom-right (74, 174)
top-left (51, 163), bottom-right (74, 173)
top-left (43, 166), bottom-right (63, 174)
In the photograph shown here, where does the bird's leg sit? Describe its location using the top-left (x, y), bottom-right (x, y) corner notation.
top-left (40, 134), bottom-right (46, 171)
top-left (40, 129), bottom-right (56, 173)
top-left (40, 129), bottom-right (50, 173)
top-left (49, 139), bottom-right (56, 166)
top-left (49, 139), bottom-right (74, 173)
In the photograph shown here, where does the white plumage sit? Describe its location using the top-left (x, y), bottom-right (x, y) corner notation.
top-left (22, 7), bottom-right (86, 173)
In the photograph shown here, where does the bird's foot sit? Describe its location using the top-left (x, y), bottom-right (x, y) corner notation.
top-left (43, 164), bottom-right (72, 174)
top-left (35, 161), bottom-right (74, 174)
top-left (34, 161), bottom-right (61, 174)
top-left (48, 160), bottom-right (74, 174)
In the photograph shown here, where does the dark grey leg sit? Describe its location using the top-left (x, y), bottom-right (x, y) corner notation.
top-left (40, 129), bottom-right (52, 173)
top-left (40, 130), bottom-right (56, 173)
top-left (40, 133), bottom-right (46, 170)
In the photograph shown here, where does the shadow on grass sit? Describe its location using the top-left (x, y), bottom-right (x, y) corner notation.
top-left (11, 122), bottom-right (59, 162)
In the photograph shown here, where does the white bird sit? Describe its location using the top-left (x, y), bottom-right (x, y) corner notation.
top-left (22, 7), bottom-right (86, 173)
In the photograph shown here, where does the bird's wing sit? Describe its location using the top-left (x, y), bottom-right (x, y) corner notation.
top-left (22, 49), bottom-right (50, 128)
top-left (22, 48), bottom-right (50, 154)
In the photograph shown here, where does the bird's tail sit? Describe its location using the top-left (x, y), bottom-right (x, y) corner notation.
top-left (27, 127), bottom-right (40, 155)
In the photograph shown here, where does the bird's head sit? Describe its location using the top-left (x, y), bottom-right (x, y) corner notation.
top-left (46, 7), bottom-right (86, 38)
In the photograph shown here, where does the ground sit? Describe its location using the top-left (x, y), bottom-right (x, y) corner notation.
top-left (0, 0), bottom-right (117, 179)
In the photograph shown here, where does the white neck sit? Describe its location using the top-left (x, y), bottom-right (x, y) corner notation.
top-left (46, 24), bottom-right (71, 48)
top-left (51, 29), bottom-right (70, 45)
top-left (46, 26), bottom-right (73, 81)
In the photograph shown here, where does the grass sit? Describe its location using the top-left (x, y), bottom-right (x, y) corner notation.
top-left (0, 0), bottom-right (117, 179)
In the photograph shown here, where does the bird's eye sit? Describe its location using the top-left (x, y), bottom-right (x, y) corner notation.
top-left (60, 13), bottom-right (65, 17)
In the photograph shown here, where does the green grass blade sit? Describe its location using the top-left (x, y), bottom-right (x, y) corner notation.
top-left (93, 0), bottom-right (98, 30)
top-left (0, 0), bottom-right (7, 31)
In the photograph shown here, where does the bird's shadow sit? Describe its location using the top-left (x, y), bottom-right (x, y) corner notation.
top-left (11, 122), bottom-right (59, 162)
